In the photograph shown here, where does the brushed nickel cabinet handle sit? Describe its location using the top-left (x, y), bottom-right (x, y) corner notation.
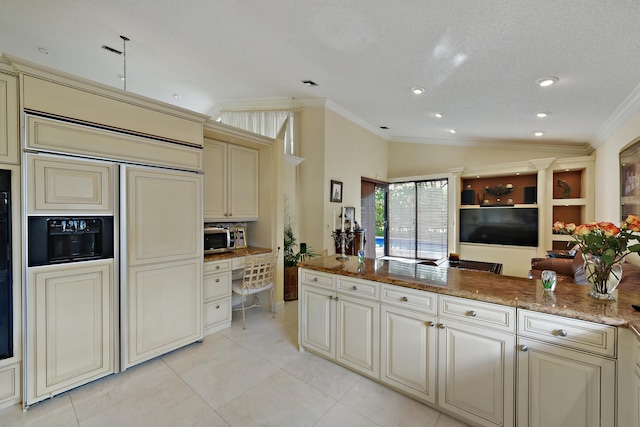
top-left (468, 310), bottom-right (477, 317)
top-left (557, 329), bottom-right (568, 337)
top-left (216, 305), bottom-right (220, 309)
top-left (520, 345), bottom-right (529, 351)
top-left (427, 321), bottom-right (435, 327)
top-left (401, 296), bottom-right (408, 302)
top-left (215, 278), bottom-right (220, 283)
top-left (437, 323), bottom-right (445, 329)
top-left (352, 285), bottom-right (357, 290)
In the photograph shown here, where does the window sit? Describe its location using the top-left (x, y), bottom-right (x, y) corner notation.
top-left (388, 179), bottom-right (448, 260)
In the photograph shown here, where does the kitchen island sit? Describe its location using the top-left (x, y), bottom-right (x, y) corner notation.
top-left (297, 256), bottom-right (640, 427)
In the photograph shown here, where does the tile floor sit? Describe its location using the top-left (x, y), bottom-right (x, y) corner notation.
top-left (0, 302), bottom-right (469, 427)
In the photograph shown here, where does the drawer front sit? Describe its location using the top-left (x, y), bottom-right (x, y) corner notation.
top-left (300, 269), bottom-right (335, 289)
top-left (204, 259), bottom-right (232, 274)
top-left (439, 295), bottom-right (516, 333)
top-left (204, 297), bottom-right (231, 328)
top-left (204, 272), bottom-right (232, 301)
top-left (518, 309), bottom-right (617, 357)
top-left (337, 277), bottom-right (379, 300)
top-left (232, 257), bottom-right (246, 270)
top-left (381, 284), bottom-right (437, 314)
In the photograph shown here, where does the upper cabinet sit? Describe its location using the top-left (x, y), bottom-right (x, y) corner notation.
top-left (0, 71), bottom-right (19, 165)
top-left (203, 139), bottom-right (258, 221)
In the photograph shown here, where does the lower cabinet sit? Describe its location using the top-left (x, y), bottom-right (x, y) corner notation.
top-left (298, 269), bottom-right (623, 427)
top-left (380, 304), bottom-right (437, 404)
top-left (0, 363), bottom-right (20, 409)
top-left (517, 309), bottom-right (617, 427)
top-left (203, 259), bottom-right (232, 335)
top-left (26, 260), bottom-right (116, 406)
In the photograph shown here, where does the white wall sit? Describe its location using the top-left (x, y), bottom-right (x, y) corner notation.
top-left (594, 110), bottom-right (640, 222)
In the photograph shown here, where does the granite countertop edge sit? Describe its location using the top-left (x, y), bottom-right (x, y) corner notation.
top-left (204, 246), bottom-right (272, 262)
top-left (298, 256), bottom-right (640, 337)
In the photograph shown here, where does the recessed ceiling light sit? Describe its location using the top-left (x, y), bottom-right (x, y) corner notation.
top-left (449, 129), bottom-right (456, 134)
top-left (301, 80), bottom-right (318, 87)
top-left (173, 94), bottom-right (180, 99)
top-left (536, 112), bottom-right (549, 118)
top-left (435, 112), bottom-right (444, 118)
top-left (411, 87), bottom-right (425, 95)
top-left (37, 46), bottom-right (49, 55)
top-left (117, 74), bottom-right (126, 81)
top-left (533, 131), bottom-right (544, 137)
top-left (535, 77), bottom-right (558, 87)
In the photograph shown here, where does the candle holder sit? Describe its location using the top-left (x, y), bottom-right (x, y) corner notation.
top-left (332, 229), bottom-right (355, 261)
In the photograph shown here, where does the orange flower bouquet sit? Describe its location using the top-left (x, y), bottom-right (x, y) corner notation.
top-left (553, 215), bottom-right (640, 299)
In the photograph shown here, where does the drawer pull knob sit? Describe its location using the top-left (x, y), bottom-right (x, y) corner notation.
top-left (401, 296), bottom-right (408, 302)
top-left (215, 265), bottom-right (220, 270)
top-left (335, 296), bottom-right (339, 301)
top-left (216, 305), bottom-right (220, 309)
top-left (313, 277), bottom-right (318, 282)
top-left (437, 323), bottom-right (445, 329)
top-left (557, 329), bottom-right (568, 337)
top-left (520, 345), bottom-right (529, 352)
top-left (329, 295), bottom-right (334, 300)
top-left (427, 321), bottom-right (435, 327)
top-left (468, 310), bottom-right (477, 317)
top-left (215, 278), bottom-right (220, 283)
top-left (352, 285), bottom-right (358, 290)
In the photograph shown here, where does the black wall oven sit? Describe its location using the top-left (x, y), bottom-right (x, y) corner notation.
top-left (28, 216), bottom-right (114, 267)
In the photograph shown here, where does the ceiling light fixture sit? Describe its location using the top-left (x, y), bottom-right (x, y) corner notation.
top-left (117, 74), bottom-right (126, 81)
top-left (380, 126), bottom-right (389, 130)
top-left (411, 87), bottom-right (425, 95)
top-left (37, 46), bottom-right (49, 55)
top-left (173, 94), bottom-right (180, 99)
top-left (535, 77), bottom-right (558, 87)
top-left (533, 131), bottom-right (544, 136)
top-left (302, 80), bottom-right (318, 87)
top-left (449, 129), bottom-right (456, 134)
top-left (435, 112), bottom-right (444, 118)
top-left (536, 112), bottom-right (549, 118)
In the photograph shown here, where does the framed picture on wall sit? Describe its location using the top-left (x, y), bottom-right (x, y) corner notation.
top-left (620, 139), bottom-right (640, 220)
top-left (330, 180), bottom-right (343, 202)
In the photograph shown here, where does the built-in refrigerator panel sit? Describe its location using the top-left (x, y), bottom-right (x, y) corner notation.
top-left (120, 165), bottom-right (203, 370)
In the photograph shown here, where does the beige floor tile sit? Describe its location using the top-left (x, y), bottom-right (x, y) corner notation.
top-left (340, 377), bottom-right (441, 427)
top-left (179, 345), bottom-right (280, 410)
top-left (284, 352), bottom-right (362, 400)
top-left (217, 370), bottom-right (336, 427)
top-left (190, 411), bottom-right (231, 427)
top-left (435, 413), bottom-right (470, 427)
top-left (315, 402), bottom-right (379, 427)
top-left (0, 394), bottom-right (78, 427)
top-left (161, 333), bottom-right (244, 375)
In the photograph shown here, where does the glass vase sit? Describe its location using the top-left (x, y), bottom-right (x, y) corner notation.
top-left (583, 253), bottom-right (623, 300)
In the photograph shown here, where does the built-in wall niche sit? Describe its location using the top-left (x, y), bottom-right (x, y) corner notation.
top-left (462, 174), bottom-right (537, 205)
top-left (553, 170), bottom-right (583, 199)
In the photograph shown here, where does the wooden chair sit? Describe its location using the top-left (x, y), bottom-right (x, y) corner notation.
top-left (232, 248), bottom-right (279, 329)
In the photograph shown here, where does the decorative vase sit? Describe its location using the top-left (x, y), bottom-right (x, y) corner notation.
top-left (583, 253), bottom-right (623, 300)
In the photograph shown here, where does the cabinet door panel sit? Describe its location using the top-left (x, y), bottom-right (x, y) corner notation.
top-left (438, 319), bottom-right (515, 427)
top-left (0, 72), bottom-right (19, 165)
top-left (203, 140), bottom-right (227, 220)
top-left (381, 305), bottom-right (436, 403)
top-left (28, 261), bottom-right (115, 404)
top-left (300, 285), bottom-right (335, 358)
top-left (336, 294), bottom-right (379, 378)
top-left (517, 337), bottom-right (615, 427)
top-left (126, 259), bottom-right (202, 367)
top-left (126, 167), bottom-right (202, 264)
top-left (27, 154), bottom-right (114, 213)
top-left (228, 145), bottom-right (258, 219)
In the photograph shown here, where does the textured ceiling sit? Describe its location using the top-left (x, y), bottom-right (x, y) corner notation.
top-left (2, 0), bottom-right (640, 152)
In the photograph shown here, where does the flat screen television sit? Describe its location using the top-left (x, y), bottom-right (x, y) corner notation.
top-left (459, 207), bottom-right (538, 247)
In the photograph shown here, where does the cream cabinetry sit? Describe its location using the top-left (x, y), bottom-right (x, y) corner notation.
top-left (0, 71), bottom-right (18, 165)
top-left (203, 139), bottom-right (258, 221)
top-left (380, 285), bottom-right (437, 404)
top-left (203, 259), bottom-right (232, 335)
top-left (437, 296), bottom-right (516, 427)
top-left (26, 260), bottom-right (115, 406)
top-left (26, 154), bottom-right (115, 214)
top-left (123, 166), bottom-right (203, 369)
top-left (0, 363), bottom-right (20, 409)
top-left (516, 310), bottom-right (616, 427)
top-left (299, 272), bottom-right (380, 379)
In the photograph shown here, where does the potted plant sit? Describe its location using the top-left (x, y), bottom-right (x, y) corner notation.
top-left (284, 199), bottom-right (318, 300)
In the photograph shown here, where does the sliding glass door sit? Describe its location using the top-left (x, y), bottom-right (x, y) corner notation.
top-left (388, 179), bottom-right (448, 260)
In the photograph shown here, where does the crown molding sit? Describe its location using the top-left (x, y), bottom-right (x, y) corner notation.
top-left (285, 154), bottom-right (304, 166)
top-left (390, 135), bottom-right (594, 156)
top-left (591, 81), bottom-right (640, 148)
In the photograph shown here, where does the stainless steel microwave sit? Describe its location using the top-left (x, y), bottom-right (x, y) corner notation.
top-left (204, 226), bottom-right (234, 254)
